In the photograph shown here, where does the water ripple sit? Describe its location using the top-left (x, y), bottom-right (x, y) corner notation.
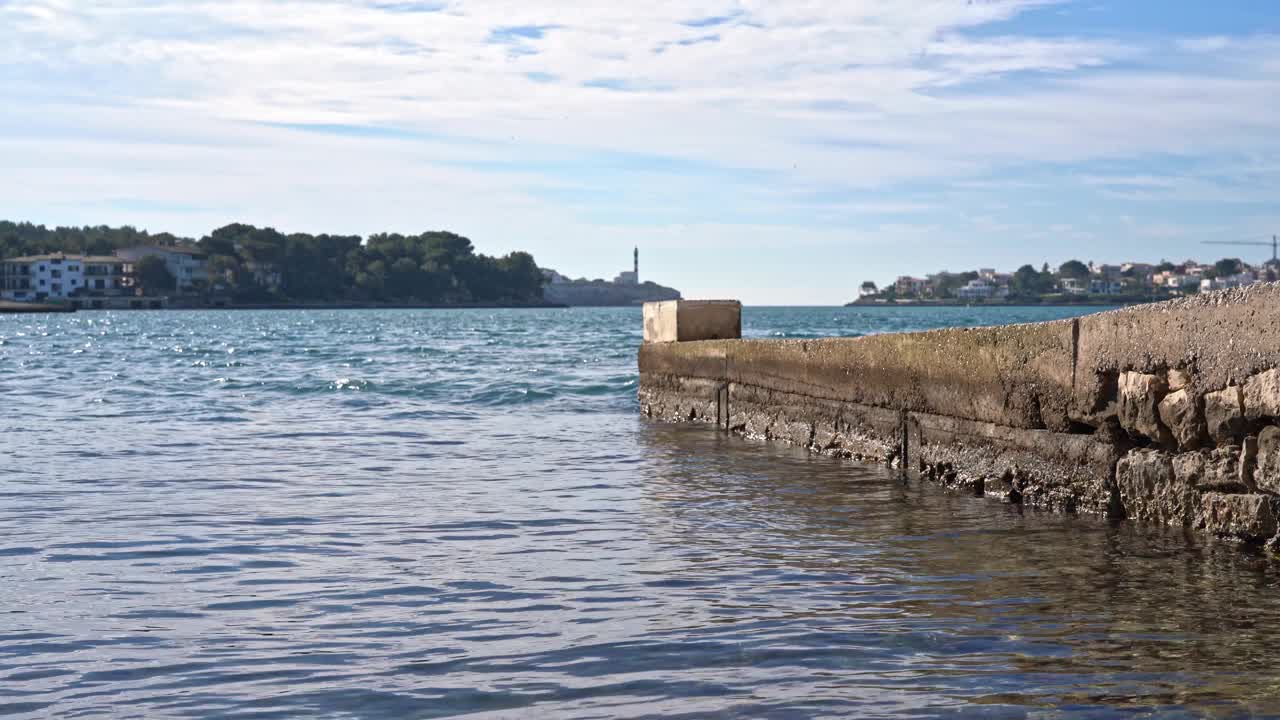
top-left (3, 306), bottom-right (1280, 718)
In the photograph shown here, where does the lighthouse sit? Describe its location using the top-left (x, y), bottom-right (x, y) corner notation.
top-left (614, 248), bottom-right (641, 286)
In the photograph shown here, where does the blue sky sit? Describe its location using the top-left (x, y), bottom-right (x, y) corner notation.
top-left (2, 1), bottom-right (1279, 304)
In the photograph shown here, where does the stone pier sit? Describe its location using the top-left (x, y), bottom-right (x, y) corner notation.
top-left (638, 286), bottom-right (1280, 546)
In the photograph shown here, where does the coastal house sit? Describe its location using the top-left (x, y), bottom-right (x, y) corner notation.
top-left (1089, 262), bottom-right (1122, 279)
top-left (1202, 272), bottom-right (1257, 292)
top-left (858, 281), bottom-right (878, 298)
top-left (1155, 272), bottom-right (1199, 292)
top-left (115, 246), bottom-right (208, 292)
top-left (977, 268), bottom-right (1014, 290)
top-left (1089, 278), bottom-right (1125, 295)
top-left (1059, 278), bottom-right (1088, 295)
top-left (0, 254), bottom-right (128, 302)
top-left (895, 276), bottom-right (928, 297)
top-left (1121, 262), bottom-right (1156, 281)
top-left (956, 278), bottom-right (1007, 299)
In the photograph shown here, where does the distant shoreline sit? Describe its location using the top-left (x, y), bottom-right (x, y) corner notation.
top-left (189, 300), bottom-right (570, 311)
top-left (2, 300), bottom-right (1151, 315)
top-left (0, 300), bottom-right (571, 314)
top-left (845, 299), bottom-right (1148, 308)
top-left (0, 301), bottom-right (73, 314)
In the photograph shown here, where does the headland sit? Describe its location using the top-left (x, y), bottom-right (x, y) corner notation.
top-left (540, 247), bottom-right (681, 307)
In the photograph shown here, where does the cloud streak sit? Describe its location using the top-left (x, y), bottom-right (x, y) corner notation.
top-left (2, 1), bottom-right (1280, 303)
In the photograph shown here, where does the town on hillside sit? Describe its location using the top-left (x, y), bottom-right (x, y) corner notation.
top-left (0, 221), bottom-right (547, 310)
top-left (852, 257), bottom-right (1280, 305)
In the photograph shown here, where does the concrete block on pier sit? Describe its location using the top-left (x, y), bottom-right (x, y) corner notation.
top-left (642, 300), bottom-right (742, 343)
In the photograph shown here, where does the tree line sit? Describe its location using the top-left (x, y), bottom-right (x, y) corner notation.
top-left (1007, 257), bottom-right (1269, 297)
top-left (0, 221), bottom-right (546, 304)
top-left (870, 256), bottom-right (1272, 303)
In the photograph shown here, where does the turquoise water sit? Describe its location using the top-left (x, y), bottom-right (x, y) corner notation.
top-left (3, 305), bottom-right (1280, 718)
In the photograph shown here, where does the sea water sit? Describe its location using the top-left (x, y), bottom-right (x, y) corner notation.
top-left (3, 306), bottom-right (1280, 718)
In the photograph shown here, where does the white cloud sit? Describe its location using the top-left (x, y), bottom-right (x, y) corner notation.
top-left (3, 1), bottom-right (1280, 303)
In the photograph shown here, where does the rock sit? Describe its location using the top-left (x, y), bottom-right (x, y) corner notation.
top-left (1255, 426), bottom-right (1280, 494)
top-left (931, 463), bottom-right (982, 495)
top-left (812, 426), bottom-right (842, 453)
top-left (1157, 389), bottom-right (1203, 450)
top-left (1195, 492), bottom-right (1278, 540)
top-left (1241, 434), bottom-right (1259, 491)
top-left (731, 406), bottom-right (771, 438)
top-left (1172, 447), bottom-right (1247, 493)
top-left (1093, 416), bottom-right (1129, 447)
top-left (983, 469), bottom-right (1019, 503)
top-left (1265, 534), bottom-right (1280, 555)
top-left (1244, 369), bottom-right (1280, 420)
top-left (1118, 371), bottom-right (1171, 443)
top-left (1117, 450), bottom-right (1198, 526)
top-left (1168, 369), bottom-right (1193, 392)
top-left (772, 418), bottom-right (813, 447)
top-left (1204, 386), bottom-right (1245, 444)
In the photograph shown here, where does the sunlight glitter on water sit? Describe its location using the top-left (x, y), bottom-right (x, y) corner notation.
top-left (3, 306), bottom-right (1280, 719)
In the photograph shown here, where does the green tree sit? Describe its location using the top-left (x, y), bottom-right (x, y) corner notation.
top-left (1057, 260), bottom-right (1089, 279)
top-left (207, 254), bottom-right (240, 288)
top-left (1011, 265), bottom-right (1044, 295)
top-left (3, 219), bottom-right (546, 305)
top-left (1215, 258), bottom-right (1244, 277)
top-left (132, 255), bottom-right (176, 294)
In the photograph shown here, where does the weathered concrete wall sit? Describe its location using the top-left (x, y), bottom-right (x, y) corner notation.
top-left (643, 300), bottom-right (742, 343)
top-left (639, 284), bottom-right (1280, 546)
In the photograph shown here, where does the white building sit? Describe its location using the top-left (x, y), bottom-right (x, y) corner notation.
top-left (1121, 262), bottom-right (1155, 280)
top-left (1090, 263), bottom-right (1122, 279)
top-left (115, 246), bottom-right (208, 292)
top-left (1060, 278), bottom-right (1088, 295)
top-left (1089, 278), bottom-right (1126, 295)
top-left (0, 254), bottom-right (128, 301)
top-left (1155, 272), bottom-right (1198, 291)
top-left (895, 276), bottom-right (928, 296)
top-left (1202, 272), bottom-right (1257, 292)
top-left (957, 278), bottom-right (1002, 299)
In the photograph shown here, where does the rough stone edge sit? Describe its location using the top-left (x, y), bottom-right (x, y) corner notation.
top-left (638, 283), bottom-right (1280, 549)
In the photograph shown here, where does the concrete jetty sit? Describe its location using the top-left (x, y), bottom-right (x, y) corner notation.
top-left (0, 300), bottom-right (74, 314)
top-left (639, 290), bottom-right (1280, 546)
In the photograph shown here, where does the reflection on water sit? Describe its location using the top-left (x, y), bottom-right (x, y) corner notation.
top-left (1, 307), bottom-right (1278, 718)
top-left (642, 423), bottom-right (1280, 718)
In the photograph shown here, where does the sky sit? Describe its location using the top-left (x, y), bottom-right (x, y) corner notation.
top-left (2, 1), bottom-right (1279, 304)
